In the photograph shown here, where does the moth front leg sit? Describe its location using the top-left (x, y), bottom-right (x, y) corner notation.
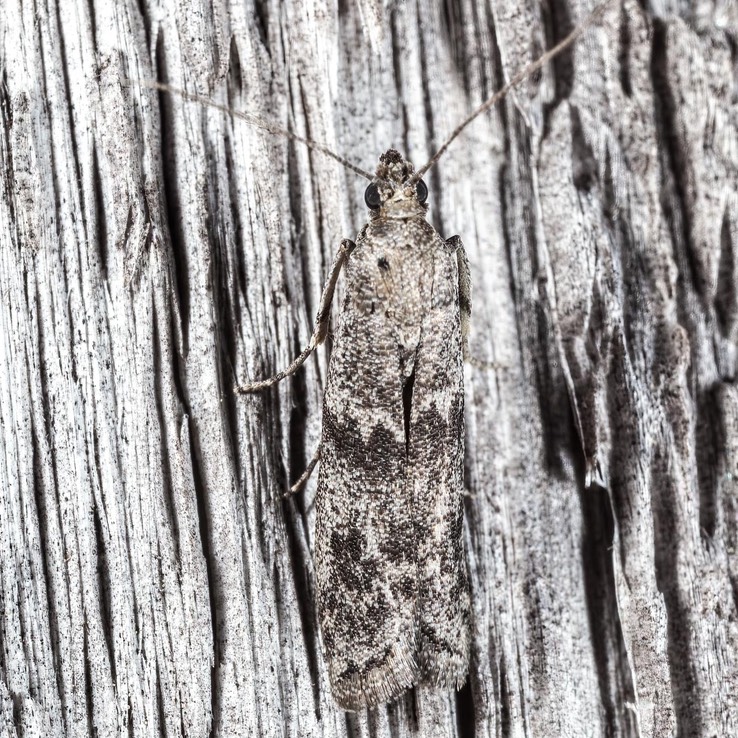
top-left (446, 235), bottom-right (471, 359)
top-left (312, 238), bottom-right (356, 346)
top-left (235, 239), bottom-right (356, 394)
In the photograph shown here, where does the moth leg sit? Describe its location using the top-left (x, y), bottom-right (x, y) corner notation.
top-left (446, 235), bottom-right (471, 359)
top-left (235, 239), bottom-right (356, 393)
top-left (283, 445), bottom-right (321, 498)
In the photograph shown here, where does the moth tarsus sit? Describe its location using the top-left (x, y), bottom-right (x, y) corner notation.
top-left (234, 344), bottom-right (314, 394)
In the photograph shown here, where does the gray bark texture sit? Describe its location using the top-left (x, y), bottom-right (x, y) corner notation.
top-left (1, 0), bottom-right (737, 735)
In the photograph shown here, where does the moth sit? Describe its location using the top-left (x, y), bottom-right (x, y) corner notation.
top-left (143, 0), bottom-right (611, 712)
top-left (246, 147), bottom-right (472, 711)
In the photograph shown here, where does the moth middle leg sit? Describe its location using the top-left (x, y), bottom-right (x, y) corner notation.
top-left (235, 238), bottom-right (356, 393)
top-left (283, 445), bottom-right (321, 498)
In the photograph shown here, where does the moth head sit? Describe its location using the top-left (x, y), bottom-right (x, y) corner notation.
top-left (365, 149), bottom-right (428, 218)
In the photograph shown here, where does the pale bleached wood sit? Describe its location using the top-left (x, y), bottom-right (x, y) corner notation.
top-left (1, 0), bottom-right (737, 736)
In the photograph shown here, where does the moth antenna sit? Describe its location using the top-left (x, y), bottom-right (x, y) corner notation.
top-left (132, 80), bottom-right (375, 181)
top-left (411, 0), bottom-right (615, 182)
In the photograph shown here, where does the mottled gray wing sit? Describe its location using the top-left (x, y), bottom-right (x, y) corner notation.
top-left (315, 267), bottom-right (418, 711)
top-left (412, 236), bottom-right (470, 687)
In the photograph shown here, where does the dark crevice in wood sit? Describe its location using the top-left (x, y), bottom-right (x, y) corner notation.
top-left (86, 0), bottom-right (97, 51)
top-left (365, 701), bottom-right (381, 735)
top-left (183, 412), bottom-right (220, 734)
top-left (274, 542), bottom-right (321, 717)
top-left (280, 372), bottom-right (322, 707)
top-left (52, 0), bottom-right (84, 223)
top-left (696, 387), bottom-right (720, 540)
top-left (619, 230), bottom-right (643, 371)
top-left (313, 188), bottom-right (327, 314)
top-left (90, 144), bottom-right (109, 281)
top-left (345, 710), bottom-right (360, 734)
top-left (252, 0), bottom-right (270, 52)
top-left (386, 695), bottom-right (403, 737)
top-left (545, 0), bottom-right (575, 101)
top-left (286, 354), bottom-right (310, 494)
top-left (618, 2), bottom-right (633, 98)
top-left (167, 288), bottom-right (188, 419)
top-left (455, 677), bottom-right (475, 736)
top-left (91, 450), bottom-right (116, 685)
top-left (649, 19), bottom-right (700, 302)
top-left (569, 107), bottom-right (597, 193)
top-left (284, 73), bottom-right (317, 512)
top-left (0, 76), bottom-right (18, 235)
top-left (416, 11), bottom-right (445, 238)
top-left (127, 694), bottom-right (135, 738)
top-left (220, 149), bottom-right (245, 476)
top-left (29, 426), bottom-right (66, 729)
top-left (533, 294), bottom-right (575, 477)
top-left (606, 335), bottom-right (639, 574)
top-left (288, 74), bottom-right (309, 314)
top-left (389, 7), bottom-right (410, 162)
top-left (649, 452), bottom-right (703, 734)
top-left (406, 689), bottom-right (420, 732)
top-left (202, 99), bottom-right (242, 496)
top-left (153, 664), bottom-right (166, 737)
top-left (223, 132), bottom-right (248, 318)
top-left (10, 695), bottom-right (22, 731)
top-left (440, 0), bottom-right (470, 98)
top-left (483, 0), bottom-right (504, 103)
top-left (153, 61), bottom-right (224, 713)
top-left (274, 282), bottom-right (322, 719)
top-left (236, 528), bottom-right (260, 734)
top-left (82, 614), bottom-right (95, 734)
top-left (715, 208), bottom-right (737, 340)
top-left (151, 299), bottom-right (182, 565)
top-left (537, 0), bottom-right (574, 137)
top-left (579, 475), bottom-right (637, 737)
top-left (155, 31), bottom-right (190, 356)
top-left (506, 109), bottom-right (575, 474)
top-left (227, 35), bottom-right (244, 95)
top-left (497, 655), bottom-right (511, 737)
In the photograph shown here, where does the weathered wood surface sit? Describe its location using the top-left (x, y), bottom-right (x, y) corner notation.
top-left (1, 0), bottom-right (736, 735)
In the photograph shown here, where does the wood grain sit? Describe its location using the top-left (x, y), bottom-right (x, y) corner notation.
top-left (1, 0), bottom-right (736, 735)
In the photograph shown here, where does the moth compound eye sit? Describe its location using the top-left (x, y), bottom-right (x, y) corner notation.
top-left (365, 183), bottom-right (382, 209)
top-left (416, 179), bottom-right (428, 204)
